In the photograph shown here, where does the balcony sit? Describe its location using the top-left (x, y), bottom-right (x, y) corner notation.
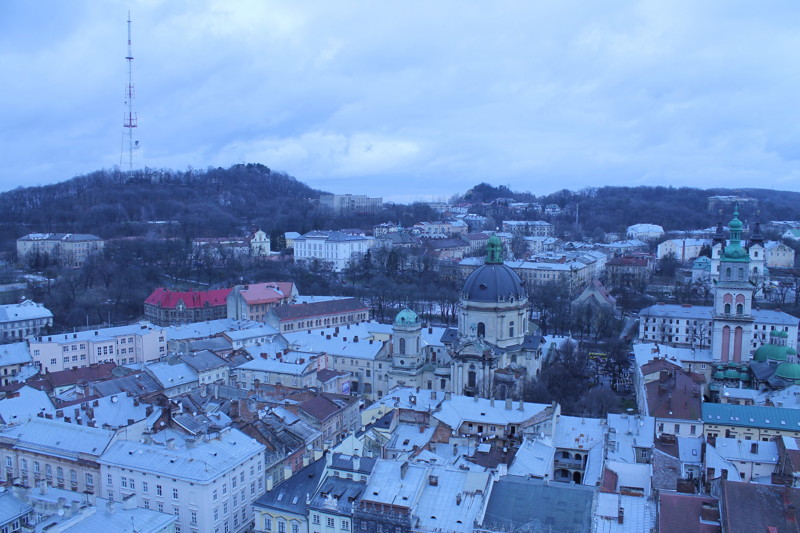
top-left (553, 457), bottom-right (584, 470)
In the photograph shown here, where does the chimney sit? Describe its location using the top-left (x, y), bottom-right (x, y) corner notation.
top-left (617, 507), bottom-right (624, 525)
top-left (106, 501), bottom-right (116, 515)
top-left (166, 438), bottom-right (175, 450)
top-left (303, 455), bottom-right (310, 467)
top-left (505, 398), bottom-right (513, 410)
top-left (185, 437), bottom-right (196, 449)
top-left (456, 493), bottom-right (462, 505)
top-left (353, 456), bottom-right (361, 471)
top-left (490, 398), bottom-right (495, 408)
top-left (266, 475), bottom-right (274, 492)
top-left (700, 502), bottom-right (720, 523)
top-left (400, 461), bottom-right (409, 479)
top-left (284, 465), bottom-right (293, 480)
top-left (122, 493), bottom-right (137, 510)
top-left (445, 391), bottom-right (452, 401)
top-left (518, 399), bottom-right (525, 411)
top-left (430, 391), bottom-right (436, 400)
top-left (354, 336), bottom-right (359, 343)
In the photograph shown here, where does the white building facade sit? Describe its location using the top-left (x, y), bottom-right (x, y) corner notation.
top-left (100, 428), bottom-right (266, 533)
top-left (29, 323), bottom-right (167, 373)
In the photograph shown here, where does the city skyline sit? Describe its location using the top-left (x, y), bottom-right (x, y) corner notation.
top-left (2, 1), bottom-right (800, 202)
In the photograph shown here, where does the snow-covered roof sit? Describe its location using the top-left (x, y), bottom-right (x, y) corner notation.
top-left (0, 300), bottom-right (52, 323)
top-left (508, 438), bottom-right (554, 477)
top-left (145, 361), bottom-right (198, 388)
top-left (0, 417), bottom-right (114, 457)
top-left (99, 428), bottom-right (264, 483)
top-left (434, 395), bottom-right (549, 430)
top-left (0, 385), bottom-right (54, 424)
top-left (0, 342), bottom-right (32, 366)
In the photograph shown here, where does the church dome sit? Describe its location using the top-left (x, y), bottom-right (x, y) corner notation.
top-left (775, 362), bottom-right (800, 382)
top-left (462, 234), bottom-right (527, 303)
top-left (752, 343), bottom-right (792, 363)
top-left (394, 308), bottom-right (420, 326)
top-left (463, 264), bottom-right (526, 303)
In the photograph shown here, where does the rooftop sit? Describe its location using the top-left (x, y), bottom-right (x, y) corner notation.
top-left (144, 287), bottom-right (232, 309)
top-left (99, 428), bottom-right (264, 483)
top-left (703, 403), bottom-right (800, 431)
top-left (0, 417), bottom-right (114, 457)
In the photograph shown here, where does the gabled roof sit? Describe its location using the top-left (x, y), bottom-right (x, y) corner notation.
top-left (237, 282), bottom-right (295, 305)
top-left (144, 287), bottom-right (232, 309)
top-left (254, 458), bottom-right (326, 515)
top-left (272, 298), bottom-right (368, 321)
top-left (721, 479), bottom-right (800, 533)
top-left (702, 403), bottom-right (800, 431)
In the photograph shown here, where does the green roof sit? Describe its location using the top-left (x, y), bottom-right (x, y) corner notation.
top-left (713, 371), bottom-right (725, 380)
top-left (394, 308), bottom-right (420, 326)
top-left (703, 403), bottom-right (800, 430)
top-left (739, 372), bottom-right (751, 381)
top-left (724, 369), bottom-right (741, 379)
top-left (776, 363), bottom-right (800, 382)
top-left (752, 343), bottom-right (791, 363)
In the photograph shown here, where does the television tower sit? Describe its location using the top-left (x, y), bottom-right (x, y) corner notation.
top-left (121, 11), bottom-right (138, 171)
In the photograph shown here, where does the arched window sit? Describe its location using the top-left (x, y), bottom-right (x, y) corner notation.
top-left (736, 304), bottom-right (743, 315)
top-left (724, 303), bottom-right (731, 314)
top-left (725, 267), bottom-right (732, 279)
top-left (467, 371), bottom-right (477, 389)
top-left (477, 322), bottom-right (486, 338)
top-left (738, 268), bottom-right (744, 280)
top-left (399, 338), bottom-right (406, 355)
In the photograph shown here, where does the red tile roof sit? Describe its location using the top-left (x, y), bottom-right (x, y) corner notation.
top-left (238, 282), bottom-right (295, 305)
top-left (145, 288), bottom-right (232, 309)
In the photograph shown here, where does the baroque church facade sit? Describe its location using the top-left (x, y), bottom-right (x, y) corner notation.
top-left (385, 235), bottom-right (545, 399)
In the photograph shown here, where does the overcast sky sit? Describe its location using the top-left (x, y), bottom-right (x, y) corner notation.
top-left (2, 1), bottom-right (799, 202)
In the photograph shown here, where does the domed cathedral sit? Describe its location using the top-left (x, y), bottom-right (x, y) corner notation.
top-left (711, 206), bottom-right (755, 363)
top-left (448, 235), bottom-right (543, 399)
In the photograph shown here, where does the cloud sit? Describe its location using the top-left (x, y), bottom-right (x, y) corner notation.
top-left (1, 0), bottom-right (800, 201)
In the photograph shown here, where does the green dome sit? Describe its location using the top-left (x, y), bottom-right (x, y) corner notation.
top-left (739, 372), bottom-right (751, 381)
top-left (394, 308), bottom-right (419, 326)
top-left (724, 369), bottom-right (741, 379)
top-left (770, 330), bottom-right (789, 339)
top-left (789, 347), bottom-right (798, 356)
top-left (775, 363), bottom-right (800, 382)
top-left (726, 361), bottom-right (739, 368)
top-left (713, 371), bottom-right (725, 380)
top-left (753, 343), bottom-right (791, 363)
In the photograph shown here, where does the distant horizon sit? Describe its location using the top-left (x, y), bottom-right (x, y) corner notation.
top-left (3, 2), bottom-right (800, 198)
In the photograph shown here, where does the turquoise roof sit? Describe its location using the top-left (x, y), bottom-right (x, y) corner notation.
top-left (394, 308), bottom-right (420, 326)
top-left (703, 403), bottom-right (800, 431)
top-left (776, 363), bottom-right (800, 382)
top-left (486, 235), bottom-right (503, 264)
top-left (752, 343), bottom-right (791, 363)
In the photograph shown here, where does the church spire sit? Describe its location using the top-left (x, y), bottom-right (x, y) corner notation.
top-left (712, 209), bottom-right (726, 247)
top-left (722, 203), bottom-right (749, 262)
top-left (748, 211), bottom-right (764, 248)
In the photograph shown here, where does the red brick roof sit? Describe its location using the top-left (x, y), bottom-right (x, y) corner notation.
top-left (238, 282), bottom-right (295, 305)
top-left (145, 288), bottom-right (232, 309)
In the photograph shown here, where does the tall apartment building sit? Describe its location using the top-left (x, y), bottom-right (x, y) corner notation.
top-left (17, 233), bottom-right (104, 268)
top-left (319, 194), bottom-right (382, 216)
top-left (293, 231), bottom-right (373, 272)
top-left (99, 427), bottom-right (265, 533)
top-left (0, 300), bottom-right (53, 343)
top-left (29, 322), bottom-right (167, 373)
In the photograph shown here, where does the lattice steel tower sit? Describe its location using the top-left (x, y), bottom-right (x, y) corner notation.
top-left (121, 11), bottom-right (138, 170)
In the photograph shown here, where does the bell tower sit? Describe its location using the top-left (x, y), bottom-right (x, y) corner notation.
top-left (712, 205), bottom-right (755, 363)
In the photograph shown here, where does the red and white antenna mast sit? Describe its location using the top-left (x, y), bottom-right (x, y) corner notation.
top-left (121, 11), bottom-right (138, 171)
